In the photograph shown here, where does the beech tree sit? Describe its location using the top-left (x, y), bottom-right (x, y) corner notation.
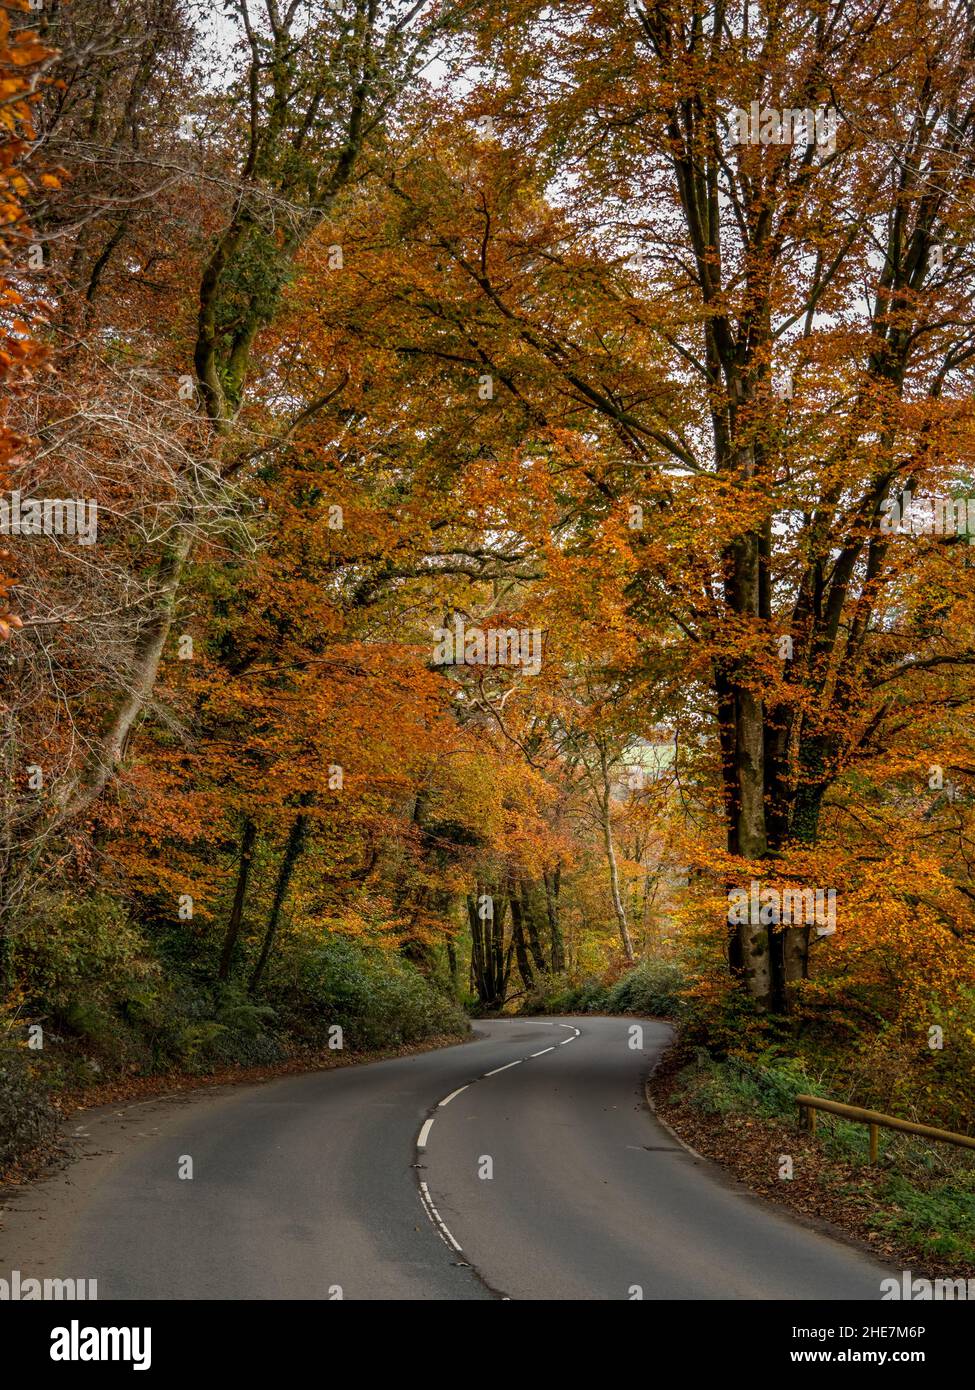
top-left (348, 0), bottom-right (975, 1008)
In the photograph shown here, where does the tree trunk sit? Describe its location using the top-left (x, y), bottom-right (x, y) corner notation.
top-left (248, 807), bottom-right (310, 994)
top-left (784, 924), bottom-right (812, 987)
top-left (492, 894), bottom-right (508, 1004)
top-left (509, 892), bottom-right (534, 991)
top-left (217, 816), bottom-right (258, 982)
top-left (601, 801), bottom-right (635, 963)
top-left (54, 531), bottom-right (193, 824)
top-left (519, 880), bottom-right (547, 973)
top-left (721, 619), bottom-right (773, 1006)
top-left (543, 863), bottom-right (565, 972)
top-left (468, 888), bottom-right (507, 1009)
top-left (774, 763), bottom-right (829, 1002)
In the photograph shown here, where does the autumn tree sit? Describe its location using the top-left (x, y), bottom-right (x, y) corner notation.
top-left (339, 0), bottom-right (975, 1010)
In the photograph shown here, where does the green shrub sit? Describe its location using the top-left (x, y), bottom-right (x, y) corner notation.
top-left (12, 891), bottom-right (154, 1018)
top-left (522, 959), bottom-right (686, 1018)
top-left (604, 959), bottom-right (686, 1017)
top-left (10, 894), bottom-right (288, 1079)
top-left (521, 974), bottom-right (609, 1014)
top-left (677, 1048), bottom-right (819, 1120)
top-left (268, 932), bottom-right (469, 1050)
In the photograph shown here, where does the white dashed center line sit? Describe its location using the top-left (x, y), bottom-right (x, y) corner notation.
top-left (415, 1022), bottom-right (584, 1260)
top-left (418, 1181), bottom-right (463, 1253)
top-left (484, 1059), bottom-right (523, 1077)
top-left (439, 1086), bottom-right (469, 1107)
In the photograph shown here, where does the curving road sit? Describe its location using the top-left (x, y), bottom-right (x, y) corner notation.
top-left (0, 1018), bottom-right (892, 1300)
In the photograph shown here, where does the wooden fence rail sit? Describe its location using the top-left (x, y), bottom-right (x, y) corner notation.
top-left (796, 1093), bottom-right (975, 1164)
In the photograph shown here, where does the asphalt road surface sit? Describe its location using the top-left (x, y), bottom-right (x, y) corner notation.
top-left (0, 1017), bottom-right (893, 1300)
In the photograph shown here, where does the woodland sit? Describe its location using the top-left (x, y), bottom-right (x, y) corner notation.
top-left (1, 0), bottom-right (974, 1214)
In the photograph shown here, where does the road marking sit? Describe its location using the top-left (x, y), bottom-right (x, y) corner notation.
top-left (439, 1086), bottom-right (469, 1107)
top-left (484, 1059), bottom-right (523, 1076)
top-left (415, 1021), bottom-right (584, 1268)
top-left (418, 1180), bottom-right (463, 1253)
